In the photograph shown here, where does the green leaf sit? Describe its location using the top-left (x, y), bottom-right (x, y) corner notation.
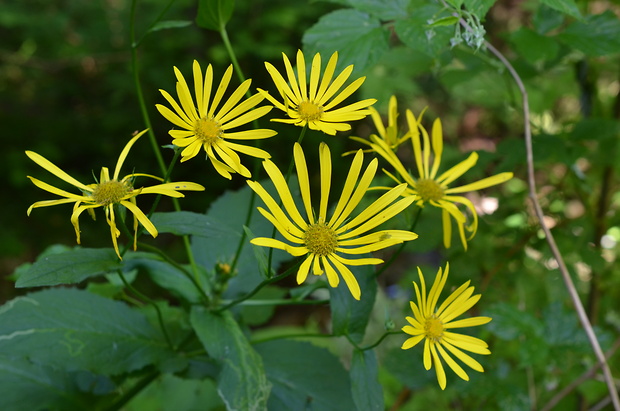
top-left (533, 4), bottom-right (565, 34)
top-left (330, 264), bottom-right (376, 343)
top-left (123, 251), bottom-right (205, 303)
top-left (190, 308), bottom-right (271, 411)
top-left (255, 340), bottom-right (356, 410)
top-left (394, 5), bottom-right (453, 57)
top-left (350, 350), bottom-right (383, 411)
top-left (463, 0), bottom-right (496, 18)
top-left (15, 247), bottom-right (121, 288)
top-left (428, 16), bottom-right (459, 28)
top-left (239, 285), bottom-right (288, 326)
top-left (509, 27), bottom-right (560, 64)
top-left (540, 0), bottom-right (581, 20)
top-left (0, 356), bottom-right (91, 411)
top-left (0, 288), bottom-right (172, 375)
top-left (196, 0), bottom-right (235, 31)
top-left (147, 20), bottom-right (192, 33)
top-left (150, 211), bottom-right (232, 238)
top-left (383, 346), bottom-right (436, 389)
top-left (302, 9), bottom-right (389, 74)
top-left (485, 303), bottom-right (544, 340)
top-left (557, 11), bottom-right (620, 56)
top-left (346, 0), bottom-right (410, 21)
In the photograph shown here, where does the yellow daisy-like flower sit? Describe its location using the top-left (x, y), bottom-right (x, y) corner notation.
top-left (370, 110), bottom-right (513, 249)
top-left (258, 50), bottom-right (376, 135)
top-left (247, 142), bottom-right (418, 300)
top-left (401, 263), bottom-right (491, 390)
top-left (156, 60), bottom-right (277, 179)
top-left (348, 95), bottom-right (410, 152)
top-left (26, 130), bottom-right (205, 258)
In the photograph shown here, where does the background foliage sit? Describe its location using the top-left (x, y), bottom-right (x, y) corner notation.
top-left (1, 0), bottom-right (620, 410)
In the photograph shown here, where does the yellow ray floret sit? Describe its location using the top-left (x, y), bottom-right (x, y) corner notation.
top-left (247, 142), bottom-right (418, 300)
top-left (26, 130), bottom-right (205, 258)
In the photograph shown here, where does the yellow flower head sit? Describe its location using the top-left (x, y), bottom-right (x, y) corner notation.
top-left (401, 263), bottom-right (492, 390)
top-left (248, 142), bottom-right (418, 300)
top-left (26, 130), bottom-right (205, 258)
top-left (156, 60), bottom-right (277, 179)
top-left (370, 110), bottom-right (513, 249)
top-left (349, 95), bottom-right (410, 152)
top-left (258, 50), bottom-right (377, 135)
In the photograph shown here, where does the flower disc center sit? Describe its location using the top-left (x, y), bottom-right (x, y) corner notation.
top-left (304, 223), bottom-right (338, 256)
top-left (297, 101), bottom-right (323, 122)
top-left (415, 178), bottom-right (444, 202)
top-left (92, 180), bottom-right (131, 205)
top-left (195, 117), bottom-right (222, 144)
top-left (424, 315), bottom-right (444, 341)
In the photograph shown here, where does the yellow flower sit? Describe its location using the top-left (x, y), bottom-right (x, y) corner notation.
top-left (348, 95), bottom-right (410, 152)
top-left (258, 50), bottom-right (376, 135)
top-left (26, 130), bottom-right (205, 258)
top-left (370, 110), bottom-right (513, 249)
top-left (247, 142), bottom-right (418, 300)
top-left (401, 263), bottom-right (491, 390)
top-left (156, 60), bottom-right (276, 179)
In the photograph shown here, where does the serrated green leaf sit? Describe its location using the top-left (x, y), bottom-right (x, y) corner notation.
top-left (557, 11), bottom-right (620, 56)
top-left (484, 303), bottom-right (544, 340)
top-left (0, 356), bottom-right (90, 411)
top-left (302, 9), bottom-right (389, 74)
top-left (351, 350), bottom-right (383, 411)
top-left (15, 247), bottom-right (121, 288)
top-left (0, 288), bottom-right (172, 375)
top-left (190, 308), bottom-right (271, 411)
top-left (394, 5), bottom-right (453, 57)
top-left (509, 27), bottom-right (560, 64)
top-left (148, 20), bottom-right (192, 33)
top-left (540, 0), bottom-right (581, 20)
top-left (150, 211), bottom-right (231, 238)
top-left (463, 0), bottom-right (496, 17)
top-left (196, 0), bottom-right (235, 31)
top-left (254, 340), bottom-right (356, 410)
top-left (330, 264), bottom-right (376, 343)
top-left (347, 0), bottom-right (410, 20)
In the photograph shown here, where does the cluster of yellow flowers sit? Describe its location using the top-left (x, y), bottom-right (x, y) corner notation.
top-left (26, 50), bottom-right (511, 390)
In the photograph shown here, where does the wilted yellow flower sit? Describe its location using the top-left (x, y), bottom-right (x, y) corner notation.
top-left (370, 110), bottom-right (513, 249)
top-left (402, 263), bottom-right (491, 390)
top-left (156, 60), bottom-right (276, 179)
top-left (26, 130), bottom-right (205, 258)
top-left (258, 50), bottom-right (376, 135)
top-left (248, 142), bottom-right (418, 300)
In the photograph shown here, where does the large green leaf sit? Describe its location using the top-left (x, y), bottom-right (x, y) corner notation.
top-left (330, 264), bottom-right (376, 343)
top-left (150, 211), bottom-right (232, 238)
top-left (463, 0), bottom-right (497, 18)
top-left (254, 340), bottom-right (356, 410)
top-left (350, 349), bottom-right (383, 411)
top-left (15, 247), bottom-right (121, 288)
top-left (302, 9), bottom-right (389, 74)
top-left (509, 27), bottom-right (560, 65)
top-left (346, 0), bottom-right (410, 20)
top-left (540, 0), bottom-right (581, 20)
top-left (0, 288), bottom-right (172, 375)
top-left (196, 0), bottom-right (235, 31)
top-left (394, 3), bottom-right (453, 57)
top-left (556, 11), bottom-right (620, 56)
top-left (190, 308), bottom-right (271, 411)
top-left (0, 356), bottom-right (94, 411)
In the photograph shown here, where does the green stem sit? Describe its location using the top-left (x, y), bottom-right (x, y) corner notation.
top-left (219, 25), bottom-right (246, 85)
top-left (226, 298), bottom-right (329, 306)
top-left (130, 0), bottom-right (166, 176)
top-left (103, 368), bottom-right (160, 411)
top-left (374, 207), bottom-right (422, 279)
top-left (216, 259), bottom-right (302, 312)
top-left (251, 332), bottom-right (337, 345)
top-left (361, 330), bottom-right (402, 351)
top-left (117, 269), bottom-right (174, 349)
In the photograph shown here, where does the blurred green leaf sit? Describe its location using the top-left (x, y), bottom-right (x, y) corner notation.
top-left (350, 349), bottom-right (383, 411)
top-left (196, 0), bottom-right (235, 31)
top-left (540, 0), bottom-right (581, 20)
top-left (191, 308), bottom-right (271, 411)
top-left (463, 0), bottom-right (496, 18)
top-left (148, 20), bottom-right (193, 33)
top-left (302, 9), bottom-right (389, 74)
top-left (428, 16), bottom-right (459, 28)
top-left (394, 3), bottom-right (453, 57)
top-left (15, 248), bottom-right (120, 288)
top-left (151, 211), bottom-right (232, 238)
top-left (346, 0), bottom-right (410, 20)
top-left (556, 11), bottom-right (620, 56)
top-left (485, 303), bottom-right (543, 340)
top-left (330, 264), bottom-right (376, 343)
top-left (533, 4), bottom-right (565, 34)
top-left (0, 288), bottom-right (172, 375)
top-left (255, 340), bottom-right (356, 410)
top-left (383, 346), bottom-right (437, 389)
top-left (509, 28), bottom-right (560, 65)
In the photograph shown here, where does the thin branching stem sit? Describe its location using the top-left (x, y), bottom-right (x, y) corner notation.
top-left (455, 17), bottom-right (620, 409)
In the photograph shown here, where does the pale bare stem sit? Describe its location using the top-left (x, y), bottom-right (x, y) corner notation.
top-left (456, 19), bottom-right (620, 409)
